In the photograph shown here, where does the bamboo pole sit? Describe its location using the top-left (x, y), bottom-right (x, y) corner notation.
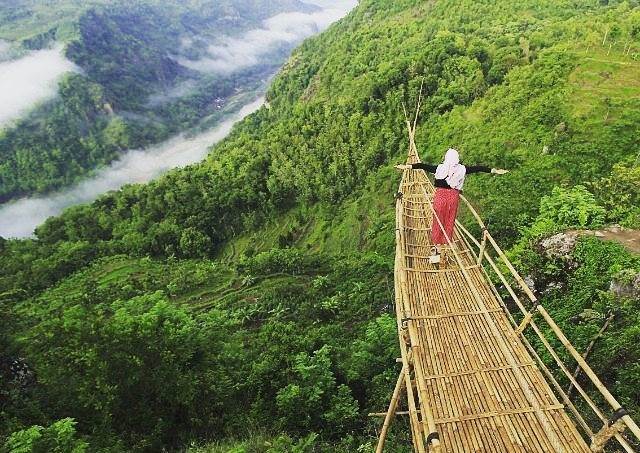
top-left (376, 364), bottom-right (407, 453)
top-left (536, 304), bottom-right (640, 441)
top-left (470, 237), bottom-right (635, 452)
top-left (417, 184), bottom-right (567, 452)
top-left (455, 212), bottom-right (596, 439)
top-left (567, 311), bottom-right (615, 398)
top-left (397, 194), bottom-right (442, 452)
top-left (456, 195), bottom-right (638, 451)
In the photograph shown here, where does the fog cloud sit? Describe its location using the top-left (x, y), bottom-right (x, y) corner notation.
top-left (0, 1), bottom-right (358, 238)
top-left (0, 97), bottom-right (264, 238)
top-left (179, 1), bottom-right (356, 74)
top-left (0, 45), bottom-right (77, 128)
top-left (0, 40), bottom-right (11, 58)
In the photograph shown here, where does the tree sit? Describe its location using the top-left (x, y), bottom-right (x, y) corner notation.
top-left (178, 227), bottom-right (212, 257)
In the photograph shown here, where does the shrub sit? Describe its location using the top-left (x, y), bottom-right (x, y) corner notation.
top-left (238, 248), bottom-right (323, 275)
top-left (538, 185), bottom-right (606, 229)
top-left (3, 418), bottom-right (88, 453)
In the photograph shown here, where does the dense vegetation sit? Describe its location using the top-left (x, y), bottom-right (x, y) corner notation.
top-left (0, 0), bottom-right (311, 201)
top-left (1, 0), bottom-right (640, 451)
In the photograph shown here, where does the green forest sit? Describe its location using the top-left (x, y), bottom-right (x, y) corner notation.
top-left (1, 0), bottom-right (640, 451)
top-left (0, 0), bottom-right (311, 202)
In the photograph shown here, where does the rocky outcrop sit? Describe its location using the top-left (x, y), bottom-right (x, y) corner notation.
top-left (536, 231), bottom-right (580, 267)
top-left (610, 271), bottom-right (640, 299)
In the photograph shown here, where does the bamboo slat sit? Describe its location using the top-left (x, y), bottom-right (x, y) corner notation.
top-left (373, 110), bottom-right (640, 452)
top-left (378, 119), bottom-right (602, 452)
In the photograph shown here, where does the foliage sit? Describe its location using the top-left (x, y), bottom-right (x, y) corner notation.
top-left (538, 185), bottom-right (606, 230)
top-left (237, 248), bottom-right (325, 276)
top-left (0, 0), bottom-right (305, 201)
top-left (2, 418), bottom-right (88, 453)
top-left (590, 163), bottom-right (640, 228)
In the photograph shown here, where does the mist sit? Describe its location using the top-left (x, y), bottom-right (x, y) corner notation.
top-left (0, 97), bottom-right (264, 238)
top-left (0, 0), bottom-right (358, 238)
top-left (178, 1), bottom-right (356, 74)
top-left (0, 45), bottom-right (77, 128)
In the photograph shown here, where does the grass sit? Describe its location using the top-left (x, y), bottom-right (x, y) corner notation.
top-left (567, 46), bottom-right (640, 123)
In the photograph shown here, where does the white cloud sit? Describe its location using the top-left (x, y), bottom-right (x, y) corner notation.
top-left (178, 1), bottom-right (356, 74)
top-left (0, 45), bottom-right (77, 128)
top-left (0, 97), bottom-right (264, 238)
top-left (0, 1), bottom-right (358, 238)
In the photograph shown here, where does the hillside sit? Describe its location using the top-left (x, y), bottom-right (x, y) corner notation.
top-left (0, 0), bottom-right (316, 202)
top-left (1, 0), bottom-right (640, 451)
top-left (0, 0), bottom-right (313, 43)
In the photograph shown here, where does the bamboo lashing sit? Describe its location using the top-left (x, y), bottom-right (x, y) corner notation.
top-left (591, 419), bottom-right (628, 452)
top-left (372, 108), bottom-right (640, 452)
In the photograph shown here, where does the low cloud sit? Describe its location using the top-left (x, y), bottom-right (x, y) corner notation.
top-left (0, 1), bottom-right (358, 238)
top-left (0, 45), bottom-right (77, 128)
top-left (178, 1), bottom-right (356, 74)
top-left (0, 98), bottom-right (264, 238)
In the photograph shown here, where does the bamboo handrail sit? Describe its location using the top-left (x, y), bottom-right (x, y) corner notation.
top-left (374, 106), bottom-right (638, 452)
top-left (456, 192), bottom-right (640, 450)
top-left (456, 223), bottom-right (637, 451)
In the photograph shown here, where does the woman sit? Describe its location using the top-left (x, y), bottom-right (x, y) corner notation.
top-left (395, 148), bottom-right (508, 263)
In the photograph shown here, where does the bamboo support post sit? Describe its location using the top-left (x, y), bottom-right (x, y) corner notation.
top-left (515, 312), bottom-right (534, 335)
top-left (375, 363), bottom-right (407, 453)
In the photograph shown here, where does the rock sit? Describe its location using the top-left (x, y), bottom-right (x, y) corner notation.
top-left (537, 232), bottom-right (580, 262)
top-left (524, 276), bottom-right (536, 294)
top-left (541, 280), bottom-right (564, 295)
top-left (610, 271), bottom-right (640, 299)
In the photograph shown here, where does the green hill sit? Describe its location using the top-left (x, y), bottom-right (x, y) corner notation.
top-left (0, 0), bottom-right (313, 202)
top-left (1, 0), bottom-right (639, 451)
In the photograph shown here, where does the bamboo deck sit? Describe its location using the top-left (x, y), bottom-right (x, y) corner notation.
top-left (391, 152), bottom-right (592, 452)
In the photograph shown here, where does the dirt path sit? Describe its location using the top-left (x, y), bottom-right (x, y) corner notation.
top-left (572, 226), bottom-right (640, 254)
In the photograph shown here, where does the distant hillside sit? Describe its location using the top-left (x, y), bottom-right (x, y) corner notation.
top-left (0, 0), bottom-right (314, 43)
top-left (0, 0), bottom-right (317, 202)
top-left (1, 0), bottom-right (639, 451)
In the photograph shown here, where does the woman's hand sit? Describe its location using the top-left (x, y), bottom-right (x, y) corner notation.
top-left (491, 168), bottom-right (509, 175)
top-left (395, 164), bottom-right (412, 170)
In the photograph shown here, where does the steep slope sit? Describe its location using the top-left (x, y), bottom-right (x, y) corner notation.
top-left (0, 0), bottom-right (316, 202)
top-left (1, 0), bottom-right (639, 451)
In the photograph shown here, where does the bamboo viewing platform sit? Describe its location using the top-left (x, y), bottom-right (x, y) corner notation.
top-left (372, 113), bottom-right (640, 452)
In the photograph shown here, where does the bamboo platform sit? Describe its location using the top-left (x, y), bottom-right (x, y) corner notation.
top-left (373, 110), bottom-right (640, 452)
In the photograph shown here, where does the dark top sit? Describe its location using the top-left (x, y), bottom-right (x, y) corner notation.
top-left (410, 163), bottom-right (492, 189)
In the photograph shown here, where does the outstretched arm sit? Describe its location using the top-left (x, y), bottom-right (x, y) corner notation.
top-left (394, 163), bottom-right (438, 173)
top-left (465, 165), bottom-right (509, 175)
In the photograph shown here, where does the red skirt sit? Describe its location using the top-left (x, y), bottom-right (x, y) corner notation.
top-left (431, 187), bottom-right (460, 245)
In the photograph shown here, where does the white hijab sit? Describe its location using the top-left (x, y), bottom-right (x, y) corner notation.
top-left (434, 148), bottom-right (466, 190)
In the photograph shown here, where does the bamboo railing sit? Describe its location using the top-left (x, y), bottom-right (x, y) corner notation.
top-left (373, 116), bottom-right (639, 452)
